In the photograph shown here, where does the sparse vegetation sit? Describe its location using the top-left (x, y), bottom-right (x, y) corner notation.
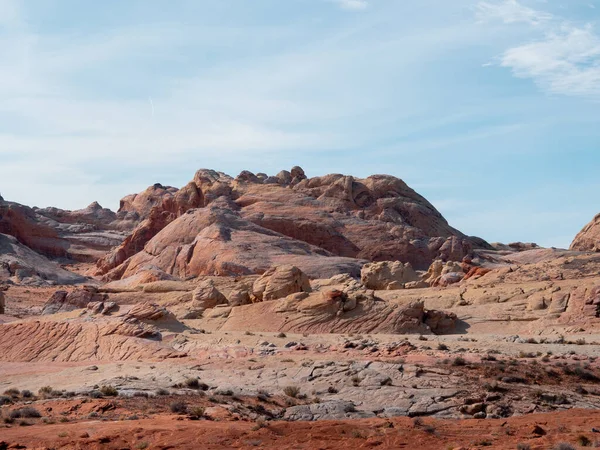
top-left (283, 386), bottom-right (301, 398)
top-left (38, 386), bottom-right (53, 396)
top-left (437, 343), bottom-right (449, 351)
top-left (452, 357), bottom-right (466, 366)
top-left (577, 435), bottom-right (592, 447)
top-left (170, 401), bottom-right (188, 414)
top-left (189, 406), bottom-right (206, 419)
top-left (10, 407), bottom-right (41, 419)
top-left (185, 377), bottom-right (200, 389)
top-left (100, 385), bottom-right (118, 397)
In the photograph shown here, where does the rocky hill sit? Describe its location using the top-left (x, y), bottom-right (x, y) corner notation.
top-left (571, 212), bottom-right (600, 252)
top-left (95, 167), bottom-right (489, 282)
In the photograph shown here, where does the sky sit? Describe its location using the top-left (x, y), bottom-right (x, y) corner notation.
top-left (0, 0), bottom-right (599, 248)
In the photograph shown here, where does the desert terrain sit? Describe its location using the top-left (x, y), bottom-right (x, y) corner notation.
top-left (1, 167), bottom-right (600, 450)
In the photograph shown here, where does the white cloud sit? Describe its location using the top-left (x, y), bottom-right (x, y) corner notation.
top-left (501, 25), bottom-right (600, 97)
top-left (479, 1), bottom-right (600, 98)
top-left (476, 0), bottom-right (552, 25)
top-left (335, 0), bottom-right (369, 11)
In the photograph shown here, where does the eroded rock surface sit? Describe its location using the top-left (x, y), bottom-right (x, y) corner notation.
top-left (94, 167), bottom-right (487, 282)
top-left (571, 213), bottom-right (600, 252)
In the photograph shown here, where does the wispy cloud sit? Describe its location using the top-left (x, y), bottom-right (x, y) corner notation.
top-left (501, 25), bottom-right (600, 97)
top-left (334, 0), bottom-right (369, 11)
top-left (479, 0), bottom-right (600, 98)
top-left (476, 0), bottom-right (552, 25)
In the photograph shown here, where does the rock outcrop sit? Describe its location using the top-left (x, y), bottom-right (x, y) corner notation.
top-left (187, 280), bottom-right (228, 317)
top-left (95, 167), bottom-right (487, 283)
top-left (0, 234), bottom-right (86, 285)
top-left (360, 261), bottom-right (420, 290)
top-left (252, 265), bottom-right (311, 301)
top-left (42, 287), bottom-right (107, 315)
top-left (0, 318), bottom-right (183, 362)
top-left (571, 213), bottom-right (600, 252)
top-left (423, 260), bottom-right (464, 287)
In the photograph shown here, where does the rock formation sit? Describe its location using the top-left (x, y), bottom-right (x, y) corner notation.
top-left (360, 261), bottom-right (420, 290)
top-left (41, 286), bottom-right (107, 315)
top-left (0, 234), bottom-right (86, 285)
top-left (571, 213), bottom-right (600, 252)
top-left (0, 317), bottom-right (183, 362)
top-left (95, 167), bottom-right (488, 283)
top-left (252, 265), bottom-right (311, 301)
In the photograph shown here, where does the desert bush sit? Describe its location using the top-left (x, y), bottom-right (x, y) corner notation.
top-left (20, 390), bottom-right (33, 398)
top-left (38, 386), bottom-right (53, 396)
top-left (276, 332), bottom-right (287, 338)
top-left (516, 444), bottom-right (531, 450)
top-left (10, 407), bottom-right (41, 419)
top-left (576, 435), bottom-right (592, 447)
top-left (3, 388), bottom-right (19, 398)
top-left (327, 386), bottom-right (339, 394)
top-left (156, 388), bottom-right (169, 396)
top-left (189, 406), bottom-right (205, 418)
top-left (437, 343), bottom-right (449, 351)
top-left (452, 357), bottom-right (466, 366)
top-left (0, 396), bottom-right (12, 405)
top-left (100, 385), bottom-right (118, 397)
top-left (216, 389), bottom-right (234, 396)
top-left (185, 378), bottom-right (200, 389)
top-left (283, 386), bottom-right (300, 398)
top-left (170, 401), bottom-right (188, 414)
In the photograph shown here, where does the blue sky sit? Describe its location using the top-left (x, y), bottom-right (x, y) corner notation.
top-left (0, 0), bottom-right (599, 248)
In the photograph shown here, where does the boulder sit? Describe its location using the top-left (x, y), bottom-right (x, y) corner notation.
top-left (360, 261), bottom-right (420, 290)
top-left (227, 288), bottom-right (251, 307)
top-left (423, 260), bottom-right (465, 287)
top-left (424, 309), bottom-right (458, 334)
top-left (187, 280), bottom-right (228, 317)
top-left (127, 302), bottom-right (170, 321)
top-left (42, 287), bottom-right (106, 315)
top-left (252, 265), bottom-right (311, 302)
top-left (87, 301), bottom-right (119, 315)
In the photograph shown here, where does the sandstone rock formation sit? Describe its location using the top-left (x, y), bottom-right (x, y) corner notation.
top-left (0, 318), bottom-right (183, 362)
top-left (423, 260), bottom-right (464, 287)
top-left (95, 167), bottom-right (487, 284)
top-left (0, 196), bottom-right (131, 264)
top-left (252, 265), bottom-right (311, 301)
top-left (196, 273), bottom-right (458, 335)
top-left (42, 286), bottom-right (107, 315)
top-left (0, 234), bottom-right (86, 285)
top-left (360, 261), bottom-right (420, 290)
top-left (186, 280), bottom-right (228, 318)
top-left (571, 213), bottom-right (600, 252)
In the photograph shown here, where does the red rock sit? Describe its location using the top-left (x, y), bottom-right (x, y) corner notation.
top-left (571, 213), bottom-right (600, 252)
top-left (95, 167), bottom-right (488, 282)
